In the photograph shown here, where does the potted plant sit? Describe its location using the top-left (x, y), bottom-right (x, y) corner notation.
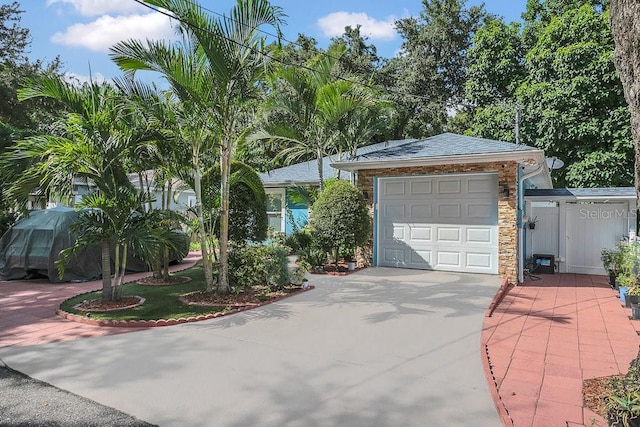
top-left (628, 284), bottom-right (640, 320)
top-left (603, 246), bottom-right (625, 288)
top-left (528, 216), bottom-right (538, 230)
top-left (617, 272), bottom-right (636, 306)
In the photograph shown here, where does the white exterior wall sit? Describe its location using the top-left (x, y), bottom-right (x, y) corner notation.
top-left (524, 198), bottom-right (637, 275)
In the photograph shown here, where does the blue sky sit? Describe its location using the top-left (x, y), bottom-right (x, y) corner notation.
top-left (19, 0), bottom-right (528, 83)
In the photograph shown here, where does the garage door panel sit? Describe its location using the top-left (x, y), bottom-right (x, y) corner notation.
top-left (438, 204), bottom-right (461, 218)
top-left (382, 204), bottom-right (405, 220)
top-left (437, 251), bottom-right (461, 267)
top-left (382, 223), bottom-right (405, 241)
top-left (467, 253), bottom-right (493, 269)
top-left (383, 181), bottom-right (406, 196)
top-left (437, 179), bottom-right (462, 194)
top-left (382, 247), bottom-right (405, 266)
top-left (410, 180), bottom-right (432, 195)
top-left (377, 174), bottom-right (498, 274)
top-left (467, 228), bottom-right (493, 244)
top-left (437, 227), bottom-right (461, 242)
top-left (409, 204), bottom-right (432, 218)
top-left (467, 203), bottom-right (494, 219)
top-left (409, 225), bottom-right (432, 241)
top-left (467, 177), bottom-right (495, 194)
top-left (410, 250), bottom-right (432, 267)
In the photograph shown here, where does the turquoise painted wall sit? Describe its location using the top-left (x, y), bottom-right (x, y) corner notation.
top-left (285, 188), bottom-right (309, 235)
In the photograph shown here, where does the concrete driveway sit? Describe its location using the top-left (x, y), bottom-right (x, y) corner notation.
top-left (0, 268), bottom-right (502, 426)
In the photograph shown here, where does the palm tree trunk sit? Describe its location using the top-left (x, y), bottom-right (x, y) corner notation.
top-left (194, 166), bottom-right (215, 292)
top-left (218, 139), bottom-right (231, 294)
top-left (101, 238), bottom-right (112, 302)
top-left (317, 145), bottom-right (324, 191)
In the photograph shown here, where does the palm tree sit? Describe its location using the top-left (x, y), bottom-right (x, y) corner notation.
top-left (111, 0), bottom-right (284, 294)
top-left (252, 49), bottom-right (363, 190)
top-left (4, 76), bottom-right (160, 301)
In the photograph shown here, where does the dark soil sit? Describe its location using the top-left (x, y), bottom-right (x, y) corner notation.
top-left (180, 284), bottom-right (307, 308)
top-left (74, 296), bottom-right (143, 312)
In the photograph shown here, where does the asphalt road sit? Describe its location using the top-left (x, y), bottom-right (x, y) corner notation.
top-left (0, 364), bottom-right (153, 427)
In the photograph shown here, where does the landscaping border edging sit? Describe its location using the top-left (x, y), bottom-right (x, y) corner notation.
top-left (486, 277), bottom-right (511, 317)
top-left (56, 285), bottom-right (315, 328)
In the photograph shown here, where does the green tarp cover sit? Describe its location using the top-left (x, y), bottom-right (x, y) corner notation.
top-left (0, 207), bottom-right (101, 282)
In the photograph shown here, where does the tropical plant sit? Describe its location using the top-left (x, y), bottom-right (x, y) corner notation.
top-left (57, 188), bottom-right (179, 301)
top-left (2, 76), bottom-right (161, 300)
top-left (607, 356), bottom-right (640, 427)
top-left (111, 0), bottom-right (285, 294)
top-left (310, 180), bottom-right (370, 269)
top-left (253, 46), bottom-right (361, 191)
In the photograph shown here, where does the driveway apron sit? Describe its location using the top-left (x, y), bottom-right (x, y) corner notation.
top-left (0, 268), bottom-right (501, 427)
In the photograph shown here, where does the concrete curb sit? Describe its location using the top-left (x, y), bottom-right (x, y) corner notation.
top-left (486, 277), bottom-right (511, 317)
top-left (57, 286), bottom-right (315, 328)
top-left (481, 277), bottom-right (514, 427)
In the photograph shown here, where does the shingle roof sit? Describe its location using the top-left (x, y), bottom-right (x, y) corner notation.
top-left (259, 139), bottom-right (418, 186)
top-left (348, 133), bottom-right (535, 163)
top-left (525, 187), bottom-right (637, 199)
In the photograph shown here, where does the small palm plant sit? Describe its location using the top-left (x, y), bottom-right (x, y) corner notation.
top-left (57, 187), bottom-right (179, 302)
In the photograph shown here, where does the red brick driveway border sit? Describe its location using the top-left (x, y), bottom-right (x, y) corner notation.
top-left (56, 285), bottom-right (315, 328)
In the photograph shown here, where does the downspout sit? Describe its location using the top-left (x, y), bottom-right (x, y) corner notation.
top-left (518, 164), bottom-right (546, 283)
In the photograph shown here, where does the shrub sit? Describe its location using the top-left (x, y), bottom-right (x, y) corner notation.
top-left (310, 180), bottom-right (370, 267)
top-left (228, 242), bottom-right (289, 290)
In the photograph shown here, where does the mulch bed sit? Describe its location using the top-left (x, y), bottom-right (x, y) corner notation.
top-left (583, 375), bottom-right (618, 419)
top-left (136, 275), bottom-right (192, 286)
top-left (180, 284), bottom-right (307, 308)
top-left (311, 262), bottom-right (365, 276)
top-left (73, 296), bottom-right (145, 312)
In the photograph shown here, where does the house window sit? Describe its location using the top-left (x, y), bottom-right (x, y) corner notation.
top-left (266, 190), bottom-right (285, 233)
top-left (187, 196), bottom-right (197, 208)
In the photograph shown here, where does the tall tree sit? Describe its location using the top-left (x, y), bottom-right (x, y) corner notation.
top-left (111, 0), bottom-right (284, 294)
top-left (387, 0), bottom-right (486, 138)
top-left (462, 1), bottom-right (632, 187)
top-left (610, 0), bottom-right (640, 198)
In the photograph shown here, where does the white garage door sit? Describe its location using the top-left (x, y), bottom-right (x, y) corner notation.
top-left (377, 173), bottom-right (499, 274)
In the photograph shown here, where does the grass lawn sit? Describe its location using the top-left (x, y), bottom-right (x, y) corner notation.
top-left (59, 265), bottom-right (228, 321)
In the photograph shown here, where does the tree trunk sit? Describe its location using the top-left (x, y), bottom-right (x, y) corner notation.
top-left (194, 167), bottom-right (215, 292)
top-left (218, 138), bottom-right (231, 294)
top-left (101, 238), bottom-right (112, 302)
top-left (317, 145), bottom-right (324, 191)
top-left (611, 0), bottom-right (640, 206)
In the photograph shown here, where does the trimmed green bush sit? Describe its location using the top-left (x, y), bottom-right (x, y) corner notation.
top-left (311, 180), bottom-right (370, 266)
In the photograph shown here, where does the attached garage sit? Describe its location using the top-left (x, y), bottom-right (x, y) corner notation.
top-left (332, 133), bottom-right (553, 284)
top-left (376, 173), bottom-right (499, 274)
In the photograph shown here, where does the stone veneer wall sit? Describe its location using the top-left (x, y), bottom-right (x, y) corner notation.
top-left (355, 162), bottom-right (519, 284)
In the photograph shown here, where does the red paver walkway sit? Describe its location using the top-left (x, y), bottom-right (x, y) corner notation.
top-left (0, 252), bottom-right (200, 348)
top-left (483, 273), bottom-right (640, 427)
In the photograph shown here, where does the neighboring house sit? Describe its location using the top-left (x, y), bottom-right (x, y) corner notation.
top-left (40, 171), bottom-right (196, 213)
top-left (259, 139), bottom-right (417, 234)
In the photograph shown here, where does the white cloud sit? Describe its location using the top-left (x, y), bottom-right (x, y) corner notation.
top-left (51, 13), bottom-right (174, 52)
top-left (63, 71), bottom-right (108, 85)
top-left (47, 0), bottom-right (146, 17)
top-left (317, 12), bottom-right (397, 41)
